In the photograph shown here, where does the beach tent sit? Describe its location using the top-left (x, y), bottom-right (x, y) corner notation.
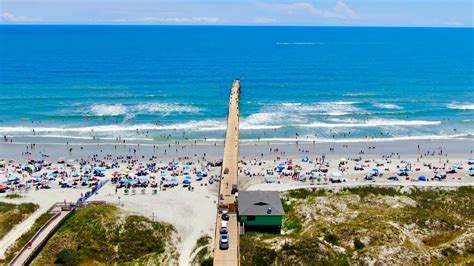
top-left (418, 176), bottom-right (427, 181)
top-left (277, 163), bottom-right (285, 171)
top-left (140, 176), bottom-right (150, 183)
top-left (400, 167), bottom-right (410, 173)
top-left (170, 177), bottom-right (178, 184)
top-left (331, 171), bottom-right (343, 177)
top-left (94, 167), bottom-right (106, 172)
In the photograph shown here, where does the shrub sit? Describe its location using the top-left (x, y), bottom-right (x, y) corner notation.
top-left (354, 238), bottom-right (365, 250)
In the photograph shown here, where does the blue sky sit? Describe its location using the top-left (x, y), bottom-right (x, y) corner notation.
top-left (1, 0), bottom-right (472, 27)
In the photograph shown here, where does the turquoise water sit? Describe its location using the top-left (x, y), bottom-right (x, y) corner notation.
top-left (0, 25), bottom-right (473, 142)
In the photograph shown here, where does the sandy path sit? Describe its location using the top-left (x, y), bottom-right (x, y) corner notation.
top-left (0, 187), bottom-right (85, 259)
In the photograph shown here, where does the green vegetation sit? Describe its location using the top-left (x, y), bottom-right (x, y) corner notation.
top-left (0, 201), bottom-right (38, 240)
top-left (191, 235), bottom-right (213, 265)
top-left (5, 194), bottom-right (23, 199)
top-left (32, 204), bottom-right (176, 265)
top-left (1, 212), bottom-right (54, 263)
top-left (240, 186), bottom-right (474, 265)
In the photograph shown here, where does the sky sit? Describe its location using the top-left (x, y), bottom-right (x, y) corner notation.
top-left (0, 0), bottom-right (473, 27)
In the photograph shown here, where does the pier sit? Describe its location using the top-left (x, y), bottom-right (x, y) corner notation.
top-left (213, 79), bottom-right (241, 265)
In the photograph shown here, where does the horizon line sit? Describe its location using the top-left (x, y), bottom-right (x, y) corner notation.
top-left (0, 23), bottom-right (473, 29)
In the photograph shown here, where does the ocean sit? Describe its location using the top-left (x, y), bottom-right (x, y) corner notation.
top-left (0, 25), bottom-right (473, 143)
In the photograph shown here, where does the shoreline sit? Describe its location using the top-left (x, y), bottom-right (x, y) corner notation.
top-left (1, 137), bottom-right (473, 161)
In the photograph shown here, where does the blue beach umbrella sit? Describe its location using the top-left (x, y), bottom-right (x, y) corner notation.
top-left (94, 167), bottom-right (106, 172)
top-left (418, 176), bottom-right (427, 181)
top-left (372, 168), bottom-right (379, 173)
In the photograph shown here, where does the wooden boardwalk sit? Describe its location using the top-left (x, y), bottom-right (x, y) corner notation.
top-left (9, 203), bottom-right (73, 266)
top-left (213, 79), bottom-right (241, 266)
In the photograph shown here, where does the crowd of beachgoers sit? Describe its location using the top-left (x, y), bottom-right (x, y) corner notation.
top-left (1, 139), bottom-right (473, 264)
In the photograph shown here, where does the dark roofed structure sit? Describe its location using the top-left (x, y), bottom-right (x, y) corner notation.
top-left (238, 191), bottom-right (284, 233)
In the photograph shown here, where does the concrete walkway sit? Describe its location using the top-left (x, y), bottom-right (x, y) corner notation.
top-left (213, 79), bottom-right (241, 266)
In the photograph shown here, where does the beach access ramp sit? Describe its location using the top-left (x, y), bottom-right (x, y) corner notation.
top-left (9, 203), bottom-right (74, 266)
top-left (213, 79), bottom-right (241, 265)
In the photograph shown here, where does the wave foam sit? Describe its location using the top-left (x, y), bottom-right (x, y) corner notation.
top-left (447, 103), bottom-right (474, 110)
top-left (373, 103), bottom-right (403, 110)
top-left (86, 103), bottom-right (201, 117)
top-left (89, 104), bottom-right (128, 116)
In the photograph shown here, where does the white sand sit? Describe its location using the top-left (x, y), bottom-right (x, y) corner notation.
top-left (0, 138), bottom-right (473, 264)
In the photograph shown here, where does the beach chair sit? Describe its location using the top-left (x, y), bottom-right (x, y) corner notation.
top-left (124, 189), bottom-right (129, 195)
top-left (152, 189), bottom-right (158, 195)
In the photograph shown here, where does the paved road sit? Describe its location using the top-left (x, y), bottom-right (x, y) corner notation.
top-left (213, 80), bottom-right (240, 266)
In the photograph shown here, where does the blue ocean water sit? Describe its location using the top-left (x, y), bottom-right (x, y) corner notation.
top-left (0, 25), bottom-right (473, 142)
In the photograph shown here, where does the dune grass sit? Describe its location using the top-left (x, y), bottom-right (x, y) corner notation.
top-left (0, 201), bottom-right (38, 240)
top-left (1, 212), bottom-right (54, 263)
top-left (32, 204), bottom-right (176, 265)
top-left (240, 186), bottom-right (474, 265)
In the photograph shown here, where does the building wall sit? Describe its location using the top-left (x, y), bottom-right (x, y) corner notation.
top-left (240, 215), bottom-right (282, 226)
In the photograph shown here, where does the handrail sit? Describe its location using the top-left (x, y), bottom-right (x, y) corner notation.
top-left (9, 203), bottom-right (75, 266)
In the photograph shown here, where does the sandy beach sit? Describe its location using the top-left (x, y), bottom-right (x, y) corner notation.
top-left (1, 138), bottom-right (473, 264)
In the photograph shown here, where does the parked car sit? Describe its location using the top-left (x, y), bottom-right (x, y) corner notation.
top-left (220, 227), bottom-right (228, 234)
top-left (222, 213), bottom-right (229, 221)
top-left (219, 234), bottom-right (229, 250)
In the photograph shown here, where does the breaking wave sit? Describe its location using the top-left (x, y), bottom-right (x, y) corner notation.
top-left (86, 103), bottom-right (201, 117)
top-left (447, 103), bottom-right (474, 110)
top-left (373, 103), bottom-right (403, 110)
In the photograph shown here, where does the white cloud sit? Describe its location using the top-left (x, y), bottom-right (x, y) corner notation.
top-left (114, 16), bottom-right (221, 24)
top-left (253, 17), bottom-right (277, 24)
top-left (264, 1), bottom-right (358, 19)
top-left (0, 12), bottom-right (44, 23)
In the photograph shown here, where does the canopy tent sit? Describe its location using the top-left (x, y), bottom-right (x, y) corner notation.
top-left (331, 171), bottom-right (342, 177)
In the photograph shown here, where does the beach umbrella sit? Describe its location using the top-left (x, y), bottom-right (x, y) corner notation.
top-left (418, 176), bottom-right (427, 181)
top-left (185, 175), bottom-right (192, 180)
top-left (120, 178), bottom-right (130, 183)
top-left (372, 168), bottom-right (379, 173)
top-left (94, 167), bottom-right (106, 172)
